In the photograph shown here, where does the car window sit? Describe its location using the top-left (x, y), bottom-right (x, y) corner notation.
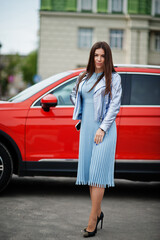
top-left (130, 74), bottom-right (160, 105)
top-left (34, 78), bottom-right (77, 106)
top-left (52, 73), bottom-right (127, 106)
top-left (52, 78), bottom-right (76, 105)
top-left (35, 73), bottom-right (127, 107)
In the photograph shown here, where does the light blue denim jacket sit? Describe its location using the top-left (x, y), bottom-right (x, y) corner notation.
top-left (70, 72), bottom-right (122, 132)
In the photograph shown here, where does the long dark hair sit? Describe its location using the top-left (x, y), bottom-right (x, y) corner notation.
top-left (77, 41), bottom-right (116, 96)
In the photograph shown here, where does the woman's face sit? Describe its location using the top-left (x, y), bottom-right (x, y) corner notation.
top-left (94, 48), bottom-right (105, 73)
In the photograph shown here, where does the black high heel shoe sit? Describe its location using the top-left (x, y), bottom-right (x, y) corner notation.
top-left (83, 224), bottom-right (97, 238)
top-left (83, 212), bottom-right (104, 233)
top-left (83, 227), bottom-right (97, 233)
top-left (97, 211), bottom-right (104, 229)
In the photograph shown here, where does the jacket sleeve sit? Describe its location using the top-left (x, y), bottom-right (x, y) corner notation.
top-left (100, 73), bottom-right (122, 132)
top-left (70, 73), bottom-right (82, 105)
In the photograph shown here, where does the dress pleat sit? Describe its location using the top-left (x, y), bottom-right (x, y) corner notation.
top-left (76, 73), bottom-right (117, 188)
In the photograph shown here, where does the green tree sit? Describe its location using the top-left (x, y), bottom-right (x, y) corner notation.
top-left (21, 50), bottom-right (37, 85)
top-left (0, 54), bottom-right (21, 96)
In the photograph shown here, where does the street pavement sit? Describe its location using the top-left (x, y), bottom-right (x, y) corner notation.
top-left (0, 176), bottom-right (160, 240)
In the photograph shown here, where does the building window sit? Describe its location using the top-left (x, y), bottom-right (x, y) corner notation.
top-left (110, 30), bottom-right (123, 49)
top-left (78, 28), bottom-right (93, 48)
top-left (112, 0), bottom-right (123, 12)
top-left (152, 0), bottom-right (160, 16)
top-left (108, 0), bottom-right (126, 13)
top-left (77, 0), bottom-right (93, 12)
top-left (155, 0), bottom-right (160, 15)
top-left (81, 0), bottom-right (92, 11)
top-left (77, 0), bottom-right (97, 13)
top-left (155, 33), bottom-right (160, 51)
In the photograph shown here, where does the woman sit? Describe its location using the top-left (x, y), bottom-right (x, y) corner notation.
top-left (70, 41), bottom-right (122, 238)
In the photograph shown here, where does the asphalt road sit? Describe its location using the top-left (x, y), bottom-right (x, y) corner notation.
top-left (0, 176), bottom-right (160, 240)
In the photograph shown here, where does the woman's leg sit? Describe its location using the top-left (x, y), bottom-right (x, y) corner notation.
top-left (87, 186), bottom-right (105, 232)
top-left (89, 186), bottom-right (92, 200)
top-left (89, 186), bottom-right (102, 217)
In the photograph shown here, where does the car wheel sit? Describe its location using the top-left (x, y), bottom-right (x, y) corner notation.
top-left (0, 142), bottom-right (13, 192)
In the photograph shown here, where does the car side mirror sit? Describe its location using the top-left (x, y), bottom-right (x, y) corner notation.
top-left (41, 94), bottom-right (57, 112)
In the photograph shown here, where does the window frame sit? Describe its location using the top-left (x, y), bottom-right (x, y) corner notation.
top-left (110, 29), bottom-right (124, 49)
top-left (78, 27), bottom-right (93, 49)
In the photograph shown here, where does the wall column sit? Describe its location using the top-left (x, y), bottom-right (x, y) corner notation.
top-left (126, 18), bottom-right (149, 64)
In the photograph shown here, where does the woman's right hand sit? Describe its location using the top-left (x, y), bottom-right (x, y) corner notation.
top-left (94, 128), bottom-right (105, 145)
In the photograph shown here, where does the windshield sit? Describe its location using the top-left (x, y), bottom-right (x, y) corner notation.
top-left (8, 71), bottom-right (71, 103)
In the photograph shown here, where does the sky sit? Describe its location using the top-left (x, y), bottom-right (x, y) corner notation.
top-left (0, 0), bottom-right (40, 55)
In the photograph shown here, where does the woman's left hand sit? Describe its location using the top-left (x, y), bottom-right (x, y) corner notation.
top-left (94, 128), bottom-right (105, 145)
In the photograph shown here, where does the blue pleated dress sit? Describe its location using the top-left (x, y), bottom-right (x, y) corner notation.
top-left (76, 72), bottom-right (117, 188)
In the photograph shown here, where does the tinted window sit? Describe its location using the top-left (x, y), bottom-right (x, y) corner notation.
top-left (119, 73), bottom-right (128, 105)
top-left (130, 74), bottom-right (160, 105)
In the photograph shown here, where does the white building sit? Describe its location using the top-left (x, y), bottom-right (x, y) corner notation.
top-left (38, 0), bottom-right (160, 79)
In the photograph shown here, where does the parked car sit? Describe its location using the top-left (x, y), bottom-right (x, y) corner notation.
top-left (0, 65), bottom-right (160, 192)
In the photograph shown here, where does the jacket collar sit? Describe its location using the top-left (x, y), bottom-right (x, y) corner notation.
top-left (78, 72), bottom-right (115, 93)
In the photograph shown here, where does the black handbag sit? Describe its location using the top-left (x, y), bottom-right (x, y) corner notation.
top-left (75, 121), bottom-right (81, 131)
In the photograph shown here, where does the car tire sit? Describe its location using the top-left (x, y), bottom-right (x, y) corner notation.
top-left (0, 142), bottom-right (13, 192)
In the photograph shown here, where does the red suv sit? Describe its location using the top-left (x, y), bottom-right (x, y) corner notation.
top-left (0, 65), bottom-right (160, 192)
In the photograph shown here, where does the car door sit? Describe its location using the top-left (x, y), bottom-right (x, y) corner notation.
top-left (116, 72), bottom-right (160, 161)
top-left (25, 77), bottom-right (79, 164)
top-left (114, 72), bottom-right (127, 159)
top-left (25, 73), bottom-right (125, 171)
